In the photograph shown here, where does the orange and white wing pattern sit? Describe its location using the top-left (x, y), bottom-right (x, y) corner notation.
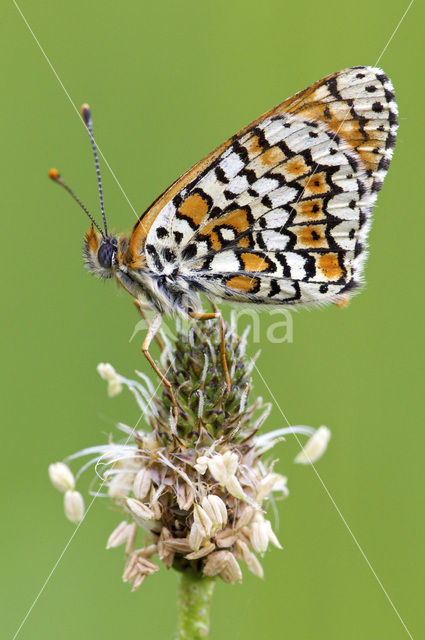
top-left (127, 66), bottom-right (398, 307)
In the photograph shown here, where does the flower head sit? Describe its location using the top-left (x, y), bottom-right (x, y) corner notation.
top-left (49, 315), bottom-right (330, 589)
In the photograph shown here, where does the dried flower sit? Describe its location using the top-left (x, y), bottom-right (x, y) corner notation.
top-left (49, 314), bottom-right (330, 589)
top-left (250, 513), bottom-right (270, 554)
top-left (201, 495), bottom-right (227, 533)
top-left (126, 498), bottom-right (155, 522)
top-left (207, 452), bottom-right (250, 502)
top-left (133, 468), bottom-right (152, 500)
top-left (236, 540), bottom-right (264, 578)
top-left (106, 521), bottom-right (137, 554)
top-left (203, 550), bottom-right (243, 583)
top-left (188, 521), bottom-right (206, 552)
top-left (193, 504), bottom-right (214, 538)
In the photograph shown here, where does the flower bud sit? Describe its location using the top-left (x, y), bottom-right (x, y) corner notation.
top-left (48, 462), bottom-right (75, 492)
top-left (64, 490), bottom-right (84, 523)
top-left (236, 540), bottom-right (264, 578)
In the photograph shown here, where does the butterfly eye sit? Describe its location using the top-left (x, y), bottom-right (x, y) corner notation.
top-left (98, 240), bottom-right (116, 269)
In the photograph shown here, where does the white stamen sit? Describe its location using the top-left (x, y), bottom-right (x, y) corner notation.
top-left (64, 490), bottom-right (84, 523)
top-left (294, 426), bottom-right (331, 464)
top-left (265, 519), bottom-right (282, 549)
top-left (48, 462), bottom-right (75, 492)
top-left (251, 403), bottom-right (272, 435)
top-left (245, 350), bottom-right (260, 376)
top-left (97, 363), bottom-right (123, 397)
top-left (255, 425), bottom-right (316, 450)
top-left (238, 325), bottom-right (251, 357)
top-left (134, 369), bottom-right (156, 395)
top-left (250, 514), bottom-right (269, 554)
top-left (239, 384), bottom-right (249, 414)
top-left (201, 353), bottom-right (209, 383)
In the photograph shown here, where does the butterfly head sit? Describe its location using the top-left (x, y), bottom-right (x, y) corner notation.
top-left (83, 226), bottom-right (118, 279)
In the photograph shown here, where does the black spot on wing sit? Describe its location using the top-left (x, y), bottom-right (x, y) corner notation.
top-left (162, 248), bottom-right (176, 263)
top-left (215, 166), bottom-right (229, 184)
top-left (145, 244), bottom-right (163, 272)
top-left (268, 279), bottom-right (280, 297)
top-left (174, 231), bottom-right (183, 244)
top-left (181, 243), bottom-right (198, 260)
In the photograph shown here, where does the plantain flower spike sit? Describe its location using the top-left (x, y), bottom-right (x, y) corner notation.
top-left (49, 314), bottom-right (330, 589)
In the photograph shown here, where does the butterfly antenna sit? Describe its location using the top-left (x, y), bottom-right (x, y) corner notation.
top-left (48, 168), bottom-right (105, 236)
top-left (80, 104), bottom-right (108, 237)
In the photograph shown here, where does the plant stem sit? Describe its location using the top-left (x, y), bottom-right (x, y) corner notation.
top-left (177, 569), bottom-right (215, 639)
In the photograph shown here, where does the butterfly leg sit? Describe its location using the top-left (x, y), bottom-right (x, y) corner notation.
top-left (141, 312), bottom-right (179, 424)
top-left (189, 310), bottom-right (231, 393)
top-left (133, 299), bottom-right (164, 350)
top-left (116, 275), bottom-right (176, 417)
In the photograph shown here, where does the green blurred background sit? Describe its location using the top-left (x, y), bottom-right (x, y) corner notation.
top-left (2, 1), bottom-right (423, 638)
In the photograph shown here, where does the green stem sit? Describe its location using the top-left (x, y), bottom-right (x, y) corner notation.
top-left (177, 569), bottom-right (215, 640)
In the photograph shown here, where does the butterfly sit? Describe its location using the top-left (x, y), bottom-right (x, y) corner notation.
top-left (50, 66), bottom-right (398, 419)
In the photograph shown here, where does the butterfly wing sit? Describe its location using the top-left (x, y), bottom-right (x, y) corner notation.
top-left (127, 66), bottom-right (397, 308)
